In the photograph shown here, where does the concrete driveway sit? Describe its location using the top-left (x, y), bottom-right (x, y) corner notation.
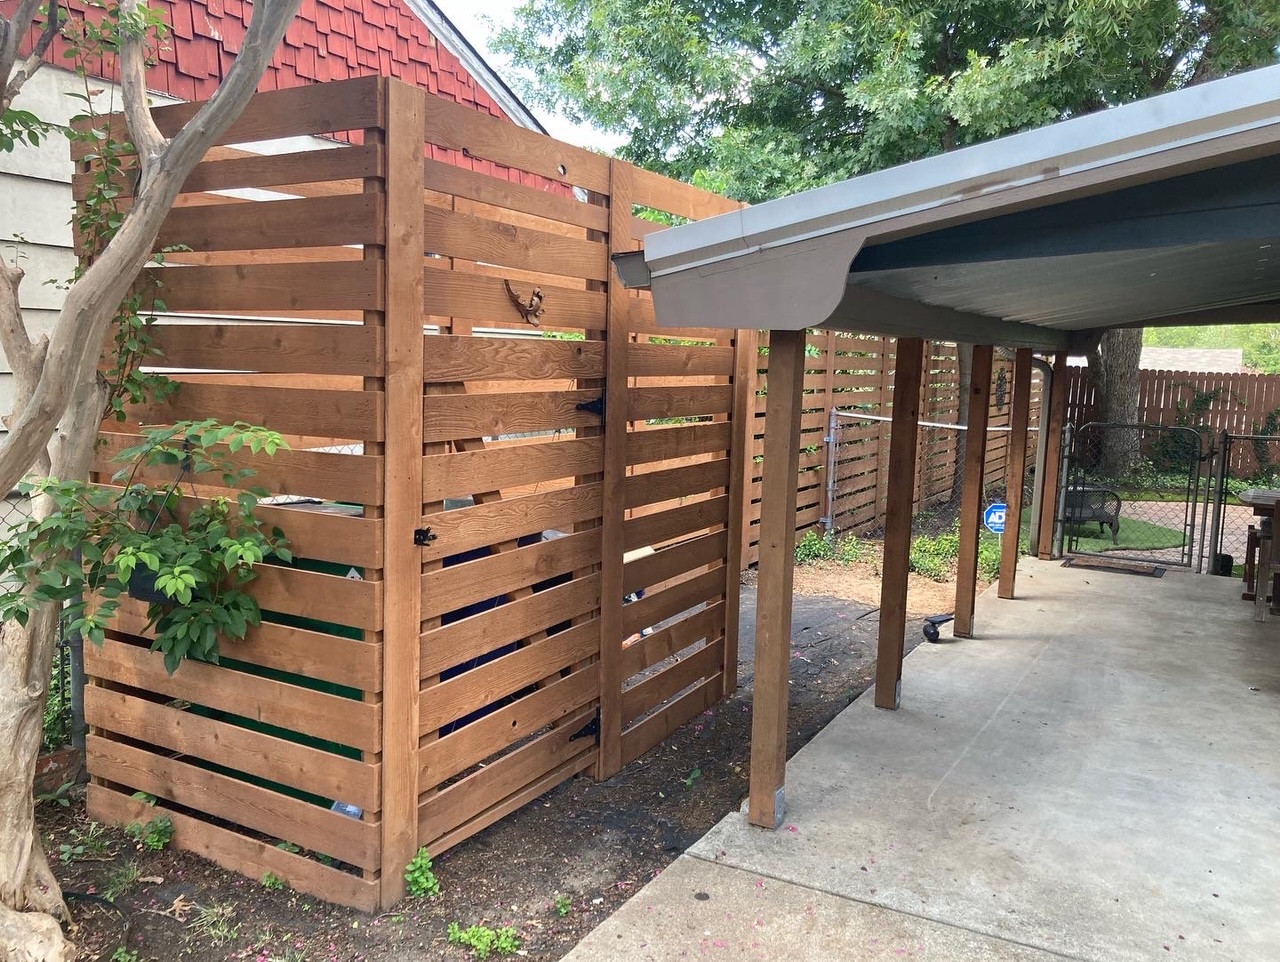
top-left (563, 559), bottom-right (1280, 961)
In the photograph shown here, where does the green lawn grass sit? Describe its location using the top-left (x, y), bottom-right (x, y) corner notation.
top-left (1016, 514), bottom-right (1185, 554)
top-left (1064, 516), bottom-right (1185, 553)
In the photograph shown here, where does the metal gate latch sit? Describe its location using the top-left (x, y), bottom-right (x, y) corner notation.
top-left (576, 396), bottom-right (605, 418)
top-left (413, 528), bottom-right (437, 546)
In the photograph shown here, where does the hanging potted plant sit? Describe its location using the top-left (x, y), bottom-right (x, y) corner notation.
top-left (0, 419), bottom-right (291, 674)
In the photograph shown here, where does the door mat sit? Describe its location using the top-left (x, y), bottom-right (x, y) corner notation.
top-left (1061, 556), bottom-right (1166, 578)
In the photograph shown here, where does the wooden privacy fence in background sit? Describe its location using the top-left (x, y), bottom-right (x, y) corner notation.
top-left (748, 338), bottom-right (1042, 562)
top-left (1065, 367), bottom-right (1280, 475)
top-left (81, 76), bottom-right (752, 912)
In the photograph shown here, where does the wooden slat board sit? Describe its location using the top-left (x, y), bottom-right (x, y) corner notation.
top-left (86, 75), bottom-right (760, 912)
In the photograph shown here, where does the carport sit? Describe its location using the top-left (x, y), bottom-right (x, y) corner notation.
top-left (613, 64), bottom-right (1280, 830)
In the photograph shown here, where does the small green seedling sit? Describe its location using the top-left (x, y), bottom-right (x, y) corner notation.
top-left (554, 894), bottom-right (572, 917)
top-left (447, 922), bottom-right (521, 959)
top-left (125, 815), bottom-right (173, 852)
top-left (261, 872), bottom-right (286, 891)
top-left (110, 948), bottom-right (139, 962)
top-left (404, 847), bottom-right (441, 898)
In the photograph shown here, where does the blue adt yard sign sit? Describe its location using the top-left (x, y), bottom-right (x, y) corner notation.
top-left (984, 503), bottom-right (1007, 535)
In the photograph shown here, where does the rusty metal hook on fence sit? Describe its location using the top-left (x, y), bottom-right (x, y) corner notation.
top-left (504, 279), bottom-right (545, 326)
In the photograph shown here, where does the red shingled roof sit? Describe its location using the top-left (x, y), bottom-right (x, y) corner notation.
top-left (11, 0), bottom-right (568, 189)
top-left (26, 0), bottom-right (511, 119)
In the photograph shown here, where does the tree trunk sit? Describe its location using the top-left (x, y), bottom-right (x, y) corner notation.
top-left (0, 612), bottom-right (72, 962)
top-left (1088, 328), bottom-right (1144, 478)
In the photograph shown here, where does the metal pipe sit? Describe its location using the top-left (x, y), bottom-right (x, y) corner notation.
top-left (1053, 421), bottom-right (1073, 558)
top-left (1027, 357), bottom-right (1054, 550)
top-left (1207, 431), bottom-right (1228, 573)
top-left (824, 406), bottom-right (838, 535)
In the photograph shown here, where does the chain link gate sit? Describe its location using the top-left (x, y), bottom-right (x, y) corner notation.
top-left (1061, 422), bottom-right (1213, 568)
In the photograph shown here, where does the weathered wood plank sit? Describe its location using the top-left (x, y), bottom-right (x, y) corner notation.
top-left (417, 706), bottom-right (595, 847)
top-left (158, 194), bottom-right (382, 252)
top-left (152, 261), bottom-right (382, 313)
top-left (135, 382), bottom-right (383, 442)
top-left (85, 688), bottom-right (378, 812)
top-left (419, 621), bottom-right (598, 732)
top-left (423, 335), bottom-right (606, 382)
top-left (423, 436), bottom-right (603, 503)
top-left (148, 324), bottom-right (382, 377)
top-left (629, 386), bottom-right (734, 421)
top-left (418, 666), bottom-right (598, 787)
top-left (423, 265), bottom-right (606, 331)
top-left (420, 575), bottom-right (601, 678)
top-left (87, 736), bottom-right (378, 869)
top-left (87, 786), bottom-right (380, 912)
top-left (421, 529), bottom-right (600, 619)
top-left (423, 158), bottom-right (608, 232)
top-left (954, 345), bottom-right (993, 638)
top-left (423, 390), bottom-right (602, 442)
top-left (423, 206), bottom-right (608, 281)
top-left (86, 638), bottom-right (380, 751)
top-left (423, 94), bottom-right (611, 193)
top-left (622, 637), bottom-right (723, 724)
top-left (419, 484), bottom-right (602, 563)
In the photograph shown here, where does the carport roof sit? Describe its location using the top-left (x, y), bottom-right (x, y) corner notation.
top-left (615, 65), bottom-right (1280, 352)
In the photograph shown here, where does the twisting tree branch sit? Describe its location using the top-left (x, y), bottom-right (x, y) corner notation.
top-left (0, 0), bottom-right (302, 492)
top-left (119, 0), bottom-right (166, 171)
top-left (4, 0), bottom-right (62, 106)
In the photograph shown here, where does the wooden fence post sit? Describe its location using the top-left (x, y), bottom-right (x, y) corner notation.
top-left (748, 327), bottom-right (805, 829)
top-left (954, 345), bottom-right (993, 638)
top-left (725, 326), bottom-right (758, 691)
top-left (875, 337), bottom-right (925, 710)
top-left (999, 349), bottom-right (1033, 599)
top-left (1037, 352), bottom-right (1069, 559)
top-left (596, 159), bottom-right (633, 779)
top-left (377, 79), bottom-right (427, 908)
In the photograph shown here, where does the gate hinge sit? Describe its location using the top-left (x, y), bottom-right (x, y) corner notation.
top-left (576, 396), bottom-right (605, 419)
top-left (570, 710), bottom-right (600, 743)
top-left (413, 527), bottom-right (437, 546)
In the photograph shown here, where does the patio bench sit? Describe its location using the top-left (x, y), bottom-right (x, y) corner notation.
top-left (1064, 484), bottom-right (1121, 543)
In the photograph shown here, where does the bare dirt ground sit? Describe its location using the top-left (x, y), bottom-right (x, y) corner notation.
top-left (41, 550), bottom-right (973, 962)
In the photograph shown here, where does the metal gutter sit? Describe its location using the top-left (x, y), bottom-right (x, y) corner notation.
top-left (640, 65), bottom-right (1280, 285)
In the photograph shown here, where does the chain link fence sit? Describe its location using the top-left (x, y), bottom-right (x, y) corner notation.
top-left (1062, 423), bottom-right (1209, 567)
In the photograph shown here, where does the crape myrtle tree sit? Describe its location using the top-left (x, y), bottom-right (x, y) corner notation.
top-left (0, 1), bottom-right (301, 959)
top-left (498, 0), bottom-right (1280, 476)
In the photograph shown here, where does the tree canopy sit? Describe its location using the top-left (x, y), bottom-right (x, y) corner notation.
top-left (498, 0), bottom-right (1280, 203)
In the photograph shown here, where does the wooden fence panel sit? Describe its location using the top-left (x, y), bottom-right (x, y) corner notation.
top-left (83, 80), bottom-right (397, 913)
top-left (1066, 367), bottom-right (1280, 476)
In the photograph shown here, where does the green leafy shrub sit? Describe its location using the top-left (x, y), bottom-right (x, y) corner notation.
top-left (794, 529), bottom-right (835, 565)
top-left (834, 534), bottom-right (864, 565)
top-left (909, 528), bottom-right (960, 581)
top-left (0, 420), bottom-right (290, 675)
top-left (447, 922), bottom-right (521, 959)
top-left (125, 815), bottom-right (173, 852)
top-left (405, 847), bottom-right (441, 898)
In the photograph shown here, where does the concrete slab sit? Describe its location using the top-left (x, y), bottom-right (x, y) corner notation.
top-left (564, 855), bottom-right (1065, 961)
top-left (565, 560), bottom-right (1280, 962)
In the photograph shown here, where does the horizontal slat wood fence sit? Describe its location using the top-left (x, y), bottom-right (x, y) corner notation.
top-left (81, 77), bottom-right (752, 912)
top-left (81, 76), bottom-right (1055, 914)
top-left (1066, 367), bottom-right (1280, 476)
top-left (751, 339), bottom-right (1042, 559)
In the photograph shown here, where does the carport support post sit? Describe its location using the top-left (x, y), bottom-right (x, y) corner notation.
top-left (748, 327), bottom-right (805, 829)
top-left (874, 337), bottom-right (926, 710)
top-left (1037, 352), bottom-right (1069, 559)
top-left (999, 348), bottom-right (1033, 599)
top-left (954, 345), bottom-right (993, 638)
